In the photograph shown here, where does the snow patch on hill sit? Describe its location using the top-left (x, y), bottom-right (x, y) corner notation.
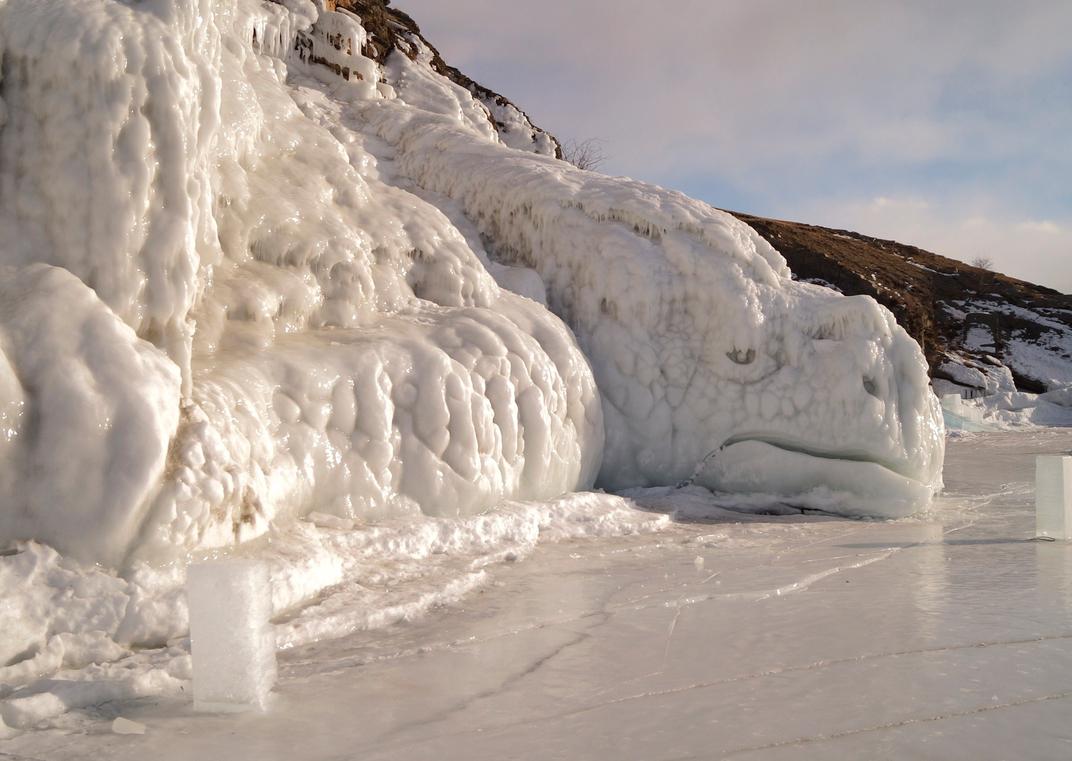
top-left (944, 298), bottom-right (1072, 391)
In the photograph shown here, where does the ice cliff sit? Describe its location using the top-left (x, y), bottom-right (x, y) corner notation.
top-left (0, 0), bottom-right (943, 567)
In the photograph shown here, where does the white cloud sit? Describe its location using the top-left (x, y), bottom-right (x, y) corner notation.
top-left (793, 195), bottom-right (1072, 293)
top-left (404, 0), bottom-right (1072, 164)
top-left (1018, 220), bottom-right (1063, 235)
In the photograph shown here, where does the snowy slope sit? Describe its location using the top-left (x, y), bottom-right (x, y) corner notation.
top-left (0, 0), bottom-right (945, 728)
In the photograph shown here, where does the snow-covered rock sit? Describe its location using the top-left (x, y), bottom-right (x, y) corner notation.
top-left (0, 0), bottom-right (942, 570)
top-left (0, 0), bottom-right (602, 566)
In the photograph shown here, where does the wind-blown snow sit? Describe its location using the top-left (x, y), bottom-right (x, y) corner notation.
top-left (0, 0), bottom-right (945, 727)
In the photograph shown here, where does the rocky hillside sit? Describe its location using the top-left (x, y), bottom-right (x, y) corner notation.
top-left (730, 213), bottom-right (1072, 394)
top-left (325, 0), bottom-right (561, 156)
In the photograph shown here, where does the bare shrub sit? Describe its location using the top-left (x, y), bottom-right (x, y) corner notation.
top-left (562, 138), bottom-right (607, 172)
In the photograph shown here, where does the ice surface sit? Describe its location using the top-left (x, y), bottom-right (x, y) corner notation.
top-left (2, 431), bottom-right (1069, 759)
top-left (1036, 456), bottom-right (1072, 539)
top-left (0, 492), bottom-right (669, 728)
top-left (111, 717), bottom-right (146, 735)
top-left (187, 560), bottom-right (276, 712)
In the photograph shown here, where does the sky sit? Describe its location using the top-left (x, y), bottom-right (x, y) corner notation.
top-left (396, 0), bottom-right (1072, 293)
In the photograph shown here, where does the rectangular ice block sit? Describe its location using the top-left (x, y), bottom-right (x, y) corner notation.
top-left (1036, 456), bottom-right (1072, 540)
top-left (187, 560), bottom-right (276, 712)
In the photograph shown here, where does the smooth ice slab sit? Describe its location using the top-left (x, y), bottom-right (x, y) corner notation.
top-left (187, 560), bottom-right (276, 712)
top-left (110, 717), bottom-right (146, 735)
top-left (1036, 455), bottom-right (1072, 539)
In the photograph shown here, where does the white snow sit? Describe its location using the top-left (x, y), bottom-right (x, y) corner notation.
top-left (937, 359), bottom-right (991, 392)
top-left (940, 386), bottom-right (1072, 430)
top-left (904, 259), bottom-right (955, 276)
top-left (948, 297), bottom-right (1072, 391)
top-left (110, 717), bottom-right (146, 736)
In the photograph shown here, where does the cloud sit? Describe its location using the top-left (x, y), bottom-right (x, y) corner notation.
top-left (793, 195), bottom-right (1072, 294)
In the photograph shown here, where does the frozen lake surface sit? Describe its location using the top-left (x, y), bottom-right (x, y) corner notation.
top-left (6, 430), bottom-right (1072, 760)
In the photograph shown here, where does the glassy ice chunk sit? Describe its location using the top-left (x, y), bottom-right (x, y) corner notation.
top-left (1036, 456), bottom-right (1072, 540)
top-left (111, 717), bottom-right (146, 735)
top-left (187, 560), bottom-right (276, 712)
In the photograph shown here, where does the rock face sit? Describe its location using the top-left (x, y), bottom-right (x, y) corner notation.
top-left (731, 213), bottom-right (1072, 395)
top-left (332, 0), bottom-right (562, 156)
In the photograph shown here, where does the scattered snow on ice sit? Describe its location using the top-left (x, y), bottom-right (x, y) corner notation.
top-left (0, 492), bottom-right (668, 729)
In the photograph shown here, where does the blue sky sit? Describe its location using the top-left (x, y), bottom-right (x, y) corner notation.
top-left (397, 0), bottom-right (1072, 293)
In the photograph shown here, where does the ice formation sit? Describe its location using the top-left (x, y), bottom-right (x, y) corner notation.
top-left (362, 73), bottom-right (945, 516)
top-left (187, 560), bottom-right (276, 711)
top-left (0, 0), bottom-right (944, 571)
top-left (0, 0), bottom-right (602, 566)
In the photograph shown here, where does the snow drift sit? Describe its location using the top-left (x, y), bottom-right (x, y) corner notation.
top-left (0, 0), bottom-right (943, 569)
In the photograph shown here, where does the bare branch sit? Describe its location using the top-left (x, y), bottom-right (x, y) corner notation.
top-left (562, 138), bottom-right (607, 172)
